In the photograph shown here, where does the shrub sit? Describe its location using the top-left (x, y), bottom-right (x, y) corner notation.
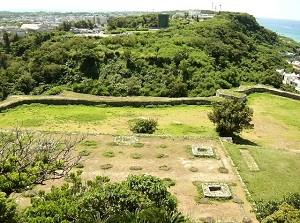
top-left (80, 150), bottom-right (91, 156)
top-left (0, 192), bottom-right (19, 223)
top-left (156, 153), bottom-right (168, 158)
top-left (129, 118), bottom-right (158, 134)
top-left (189, 167), bottom-right (199, 172)
top-left (131, 153), bottom-right (142, 159)
top-left (44, 86), bottom-right (64, 95)
top-left (129, 166), bottom-right (143, 170)
top-left (75, 163), bottom-right (84, 168)
top-left (132, 142), bottom-right (144, 148)
top-left (159, 165), bottom-right (171, 171)
top-left (162, 178), bottom-right (176, 187)
top-left (102, 151), bottom-right (115, 158)
top-left (106, 142), bottom-right (119, 146)
top-left (100, 164), bottom-right (113, 170)
top-left (219, 167), bottom-right (229, 173)
top-left (81, 140), bottom-right (97, 148)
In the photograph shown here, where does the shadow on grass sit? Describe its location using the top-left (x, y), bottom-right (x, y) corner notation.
top-left (232, 134), bottom-right (259, 146)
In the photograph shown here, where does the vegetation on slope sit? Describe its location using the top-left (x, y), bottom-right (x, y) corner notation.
top-left (0, 12), bottom-right (298, 100)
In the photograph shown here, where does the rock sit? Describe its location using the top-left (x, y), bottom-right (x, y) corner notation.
top-left (200, 198), bottom-right (209, 204)
top-left (205, 216), bottom-right (213, 223)
top-left (233, 197), bottom-right (243, 203)
top-left (242, 217), bottom-right (252, 223)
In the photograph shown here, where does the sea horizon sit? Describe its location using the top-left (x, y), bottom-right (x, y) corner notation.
top-left (256, 17), bottom-right (300, 43)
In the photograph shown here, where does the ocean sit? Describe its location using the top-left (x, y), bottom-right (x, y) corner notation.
top-left (256, 18), bottom-right (300, 43)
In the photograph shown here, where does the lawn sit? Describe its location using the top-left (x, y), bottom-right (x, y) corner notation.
top-left (0, 104), bottom-right (217, 137)
top-left (241, 93), bottom-right (300, 150)
top-left (225, 143), bottom-right (300, 200)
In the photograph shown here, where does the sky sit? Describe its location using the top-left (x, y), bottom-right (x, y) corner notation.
top-left (1, 0), bottom-right (300, 21)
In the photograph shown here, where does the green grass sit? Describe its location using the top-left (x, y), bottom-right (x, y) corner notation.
top-left (225, 142), bottom-right (300, 200)
top-left (243, 93), bottom-right (300, 149)
top-left (0, 103), bottom-right (216, 136)
top-left (247, 93), bottom-right (300, 129)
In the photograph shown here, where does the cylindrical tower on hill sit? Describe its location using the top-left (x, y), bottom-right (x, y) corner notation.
top-left (158, 14), bottom-right (169, 28)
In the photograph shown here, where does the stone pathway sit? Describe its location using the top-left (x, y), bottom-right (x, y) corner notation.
top-left (240, 149), bottom-right (259, 171)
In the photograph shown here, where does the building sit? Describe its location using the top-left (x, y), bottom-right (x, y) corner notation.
top-left (277, 69), bottom-right (300, 92)
top-left (20, 23), bottom-right (49, 32)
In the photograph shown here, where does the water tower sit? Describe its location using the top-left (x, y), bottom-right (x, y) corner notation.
top-left (158, 14), bottom-right (169, 28)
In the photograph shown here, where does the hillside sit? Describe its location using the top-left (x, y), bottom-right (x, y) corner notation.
top-left (0, 12), bottom-right (298, 99)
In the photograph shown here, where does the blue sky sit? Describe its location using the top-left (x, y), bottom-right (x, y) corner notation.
top-left (1, 0), bottom-right (300, 20)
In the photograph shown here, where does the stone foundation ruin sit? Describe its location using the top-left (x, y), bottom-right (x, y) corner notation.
top-left (202, 183), bottom-right (232, 198)
top-left (192, 145), bottom-right (214, 157)
top-left (114, 136), bottom-right (139, 145)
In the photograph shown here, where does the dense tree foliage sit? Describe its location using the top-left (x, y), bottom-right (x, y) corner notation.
top-left (208, 99), bottom-right (254, 136)
top-left (107, 14), bottom-right (158, 30)
top-left (21, 173), bottom-right (180, 222)
top-left (0, 129), bottom-right (83, 196)
top-left (0, 12), bottom-right (298, 100)
top-left (255, 193), bottom-right (300, 222)
top-left (0, 192), bottom-right (19, 223)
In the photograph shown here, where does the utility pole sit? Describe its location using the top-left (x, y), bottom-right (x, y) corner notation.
top-left (219, 4), bottom-right (222, 12)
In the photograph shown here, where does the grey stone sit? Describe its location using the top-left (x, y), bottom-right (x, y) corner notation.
top-left (200, 198), bottom-right (209, 204)
top-left (192, 145), bottom-right (214, 157)
top-left (202, 183), bottom-right (232, 198)
top-left (205, 217), bottom-right (213, 223)
top-left (242, 217), bottom-right (252, 223)
top-left (233, 197), bottom-right (243, 203)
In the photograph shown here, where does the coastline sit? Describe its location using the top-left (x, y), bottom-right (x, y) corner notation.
top-left (257, 17), bottom-right (300, 42)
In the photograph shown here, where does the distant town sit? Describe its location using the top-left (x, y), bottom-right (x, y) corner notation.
top-left (0, 10), bottom-right (214, 35)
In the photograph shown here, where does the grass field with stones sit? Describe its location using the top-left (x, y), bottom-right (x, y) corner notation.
top-left (1, 92), bottom-right (300, 222)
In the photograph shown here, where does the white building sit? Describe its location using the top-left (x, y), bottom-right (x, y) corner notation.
top-left (278, 69), bottom-right (300, 92)
top-left (20, 23), bottom-right (49, 32)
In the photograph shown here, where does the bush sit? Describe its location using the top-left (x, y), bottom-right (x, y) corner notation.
top-left (159, 165), bottom-right (171, 171)
top-left (156, 153), bottom-right (168, 158)
top-left (44, 86), bottom-right (64, 95)
top-left (81, 140), bottom-right (97, 148)
top-left (218, 167), bottom-right (229, 173)
top-left (162, 178), bottom-right (176, 187)
top-left (100, 164), bottom-right (113, 170)
top-left (80, 150), bottom-right (91, 156)
top-left (129, 118), bottom-right (158, 134)
top-left (129, 166), bottom-right (143, 170)
top-left (131, 153), bottom-right (143, 159)
top-left (132, 142), bottom-right (144, 148)
top-left (102, 151), bottom-right (115, 158)
top-left (0, 192), bottom-right (19, 223)
top-left (189, 167), bottom-right (199, 172)
top-left (75, 163), bottom-right (84, 168)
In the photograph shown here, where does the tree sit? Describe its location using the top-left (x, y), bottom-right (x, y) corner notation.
top-left (2, 32), bottom-right (10, 52)
top-left (57, 21), bottom-right (72, 31)
top-left (208, 99), bottom-right (254, 136)
top-left (0, 128), bottom-right (84, 196)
